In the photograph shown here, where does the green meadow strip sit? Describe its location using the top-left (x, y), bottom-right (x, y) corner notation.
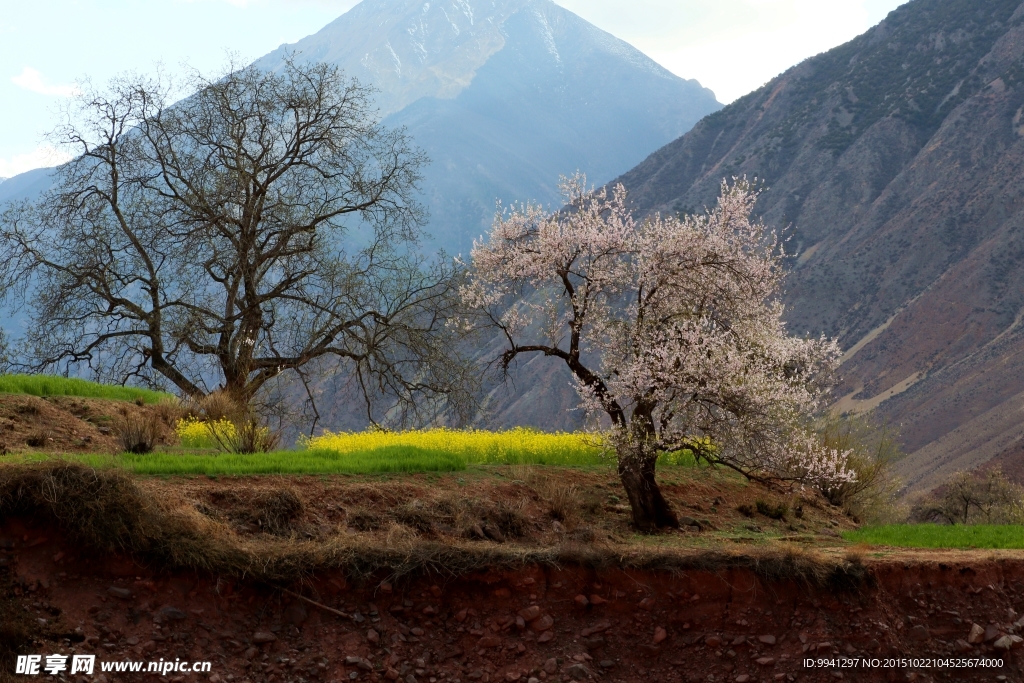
top-left (0, 374), bottom-right (172, 404)
top-left (844, 524), bottom-right (1024, 549)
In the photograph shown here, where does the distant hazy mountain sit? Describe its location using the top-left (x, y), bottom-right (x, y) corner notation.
top-left (607, 0), bottom-right (1024, 492)
top-left (256, 0), bottom-right (720, 253)
top-left (0, 167), bottom-right (52, 206)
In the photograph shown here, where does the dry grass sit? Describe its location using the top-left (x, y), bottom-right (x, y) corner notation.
top-left (114, 413), bottom-right (161, 454)
top-left (0, 461), bottom-right (868, 588)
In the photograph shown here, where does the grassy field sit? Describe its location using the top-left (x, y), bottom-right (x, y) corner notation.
top-left (0, 374), bottom-right (171, 404)
top-left (52, 446), bottom-right (468, 475)
top-left (2, 427), bottom-right (700, 475)
top-left (844, 524), bottom-right (1024, 549)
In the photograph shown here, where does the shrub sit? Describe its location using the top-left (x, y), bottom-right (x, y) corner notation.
top-left (115, 414), bottom-right (160, 454)
top-left (814, 414), bottom-right (903, 523)
top-left (755, 499), bottom-right (789, 520)
top-left (736, 503), bottom-right (755, 517)
top-left (24, 430), bottom-right (52, 449)
top-left (214, 418), bottom-right (280, 455)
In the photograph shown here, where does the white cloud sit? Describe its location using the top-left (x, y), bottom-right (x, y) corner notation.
top-left (0, 145), bottom-right (73, 178)
top-left (11, 67), bottom-right (78, 98)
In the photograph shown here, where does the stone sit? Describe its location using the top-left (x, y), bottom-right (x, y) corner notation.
top-left (252, 631), bottom-right (277, 644)
top-left (994, 635), bottom-right (1014, 651)
top-left (955, 639), bottom-right (972, 653)
top-left (909, 625), bottom-right (929, 641)
top-left (735, 676), bottom-right (751, 683)
top-left (518, 606), bottom-right (541, 621)
top-left (455, 608), bottom-right (468, 622)
top-left (537, 631), bottom-right (554, 643)
top-left (985, 625), bottom-right (1003, 642)
top-left (968, 624), bottom-right (985, 644)
top-left (345, 656), bottom-right (374, 672)
top-left (705, 635), bottom-right (723, 648)
top-left (478, 635), bottom-right (501, 648)
top-left (385, 669), bottom-right (400, 681)
top-left (505, 673), bottom-right (521, 682)
top-left (574, 595), bottom-right (590, 609)
top-left (564, 664), bottom-right (590, 679)
top-left (158, 606), bottom-right (187, 621)
top-left (581, 621), bottom-right (611, 637)
top-left (653, 627), bottom-right (667, 644)
top-left (551, 520), bottom-right (565, 533)
top-left (757, 635), bottom-right (776, 645)
top-left (755, 657), bottom-right (775, 666)
top-left (589, 595), bottom-right (608, 605)
top-left (107, 587), bottom-right (133, 600)
top-left (528, 679), bottom-right (540, 683)
top-left (531, 615), bottom-right (554, 632)
top-left (598, 660), bottom-right (614, 669)
top-left (543, 658), bottom-right (557, 674)
top-left (638, 597), bottom-right (655, 611)
top-left (367, 629), bottom-right (380, 644)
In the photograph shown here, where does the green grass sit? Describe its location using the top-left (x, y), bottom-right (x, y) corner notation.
top-left (2, 446), bottom-right (468, 476)
top-left (844, 524), bottom-right (1024, 549)
top-left (0, 374), bottom-right (172, 404)
top-left (1, 445), bottom-right (702, 476)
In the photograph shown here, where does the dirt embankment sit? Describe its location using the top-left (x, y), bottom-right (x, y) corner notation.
top-left (3, 518), bottom-right (1024, 683)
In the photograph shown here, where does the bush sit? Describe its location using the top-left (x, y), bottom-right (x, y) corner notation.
top-left (815, 414), bottom-right (903, 523)
top-left (911, 468), bottom-right (1024, 525)
top-left (174, 390), bottom-right (279, 454)
top-left (115, 414), bottom-right (160, 454)
top-left (218, 418), bottom-right (280, 455)
top-left (755, 499), bottom-right (789, 520)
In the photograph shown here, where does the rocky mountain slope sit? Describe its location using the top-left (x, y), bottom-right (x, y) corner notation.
top-left (255, 0), bottom-right (720, 253)
top-left (609, 0), bottom-right (1024, 492)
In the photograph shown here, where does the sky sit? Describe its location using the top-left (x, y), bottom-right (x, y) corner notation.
top-left (0, 0), bottom-right (907, 179)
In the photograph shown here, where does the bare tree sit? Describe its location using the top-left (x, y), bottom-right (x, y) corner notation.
top-left (0, 59), bottom-right (472, 427)
top-left (463, 175), bottom-right (851, 532)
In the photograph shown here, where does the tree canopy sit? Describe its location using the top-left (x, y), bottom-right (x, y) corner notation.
top-left (463, 175), bottom-right (852, 531)
top-left (0, 59), bottom-right (471, 427)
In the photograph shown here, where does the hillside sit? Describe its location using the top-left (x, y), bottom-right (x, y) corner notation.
top-left (608, 0), bottom-right (1024, 493)
top-left (255, 0), bottom-right (720, 253)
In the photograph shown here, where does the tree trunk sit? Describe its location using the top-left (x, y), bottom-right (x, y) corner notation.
top-left (618, 456), bottom-right (679, 533)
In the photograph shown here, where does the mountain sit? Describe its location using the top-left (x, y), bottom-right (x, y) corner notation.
top-left (609, 0), bottom-right (1024, 492)
top-left (0, 167), bottom-right (53, 206)
top-left (256, 0), bottom-right (720, 253)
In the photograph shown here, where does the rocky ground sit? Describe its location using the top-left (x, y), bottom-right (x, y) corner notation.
top-left (4, 512), bottom-right (1024, 683)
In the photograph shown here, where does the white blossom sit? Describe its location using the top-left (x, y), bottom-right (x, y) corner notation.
top-left (464, 174), bottom-right (853, 492)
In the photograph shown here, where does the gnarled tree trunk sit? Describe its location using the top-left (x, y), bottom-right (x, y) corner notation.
top-left (618, 454), bottom-right (679, 533)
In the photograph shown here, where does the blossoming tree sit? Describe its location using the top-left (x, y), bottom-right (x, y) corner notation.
top-left (463, 175), bottom-right (852, 532)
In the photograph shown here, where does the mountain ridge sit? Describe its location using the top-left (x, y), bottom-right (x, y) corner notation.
top-left (608, 0), bottom-right (1024, 492)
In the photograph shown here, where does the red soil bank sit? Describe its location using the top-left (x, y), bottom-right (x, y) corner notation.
top-left (3, 518), bottom-right (1023, 683)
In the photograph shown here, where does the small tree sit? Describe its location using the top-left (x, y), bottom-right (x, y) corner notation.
top-left (463, 175), bottom-right (851, 531)
top-left (0, 59), bottom-right (471, 427)
top-left (912, 468), bottom-right (1024, 525)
